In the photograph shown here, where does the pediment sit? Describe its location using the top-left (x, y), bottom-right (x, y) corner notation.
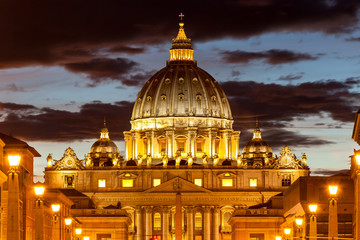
top-left (144, 177), bottom-right (212, 193)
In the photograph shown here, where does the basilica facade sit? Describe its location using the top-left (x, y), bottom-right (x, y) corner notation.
top-left (43, 19), bottom-right (311, 240)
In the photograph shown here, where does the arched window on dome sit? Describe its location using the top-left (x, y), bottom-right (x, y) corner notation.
top-left (194, 212), bottom-right (203, 230)
top-left (153, 212), bottom-right (161, 230)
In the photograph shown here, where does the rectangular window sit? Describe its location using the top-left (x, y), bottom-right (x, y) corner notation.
top-left (153, 178), bottom-right (161, 187)
top-left (194, 178), bottom-right (202, 186)
top-left (122, 179), bottom-right (134, 188)
top-left (160, 141), bottom-right (166, 152)
top-left (222, 179), bottom-right (233, 187)
top-left (98, 179), bottom-right (106, 188)
top-left (177, 141), bottom-right (185, 152)
top-left (282, 175), bottom-right (291, 186)
top-left (249, 178), bottom-right (257, 187)
top-left (196, 142), bottom-right (203, 152)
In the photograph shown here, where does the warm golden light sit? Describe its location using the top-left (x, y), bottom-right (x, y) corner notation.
top-left (194, 178), bottom-right (202, 186)
top-left (222, 178), bottom-right (233, 187)
top-left (98, 179), bottom-right (106, 188)
top-left (329, 185), bottom-right (338, 196)
top-left (249, 178), bottom-right (257, 187)
top-left (51, 204), bottom-right (60, 212)
top-left (34, 183), bottom-right (45, 196)
top-left (276, 236), bottom-right (282, 240)
top-left (284, 228), bottom-right (291, 235)
top-left (295, 217), bottom-right (303, 226)
top-left (153, 178), bottom-right (161, 187)
top-left (65, 218), bottom-right (72, 226)
top-left (122, 179), bottom-right (133, 188)
top-left (356, 154), bottom-right (360, 166)
top-left (309, 204), bottom-right (318, 213)
top-left (75, 228), bottom-right (82, 235)
top-left (8, 155), bottom-right (21, 167)
top-left (83, 237), bottom-right (90, 240)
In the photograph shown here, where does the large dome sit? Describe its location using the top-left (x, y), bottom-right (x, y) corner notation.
top-left (131, 64), bottom-right (232, 121)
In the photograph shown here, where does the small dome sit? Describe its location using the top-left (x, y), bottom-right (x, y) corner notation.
top-left (89, 121), bottom-right (120, 166)
top-left (241, 123), bottom-right (273, 167)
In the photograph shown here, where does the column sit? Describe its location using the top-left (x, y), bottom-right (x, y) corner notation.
top-left (144, 206), bottom-right (153, 240)
top-left (166, 131), bottom-right (174, 158)
top-left (203, 206), bottom-right (211, 240)
top-left (328, 198), bottom-right (338, 239)
top-left (146, 132), bottom-right (152, 156)
top-left (124, 133), bottom-right (131, 160)
top-left (131, 132), bottom-right (137, 160)
top-left (186, 206), bottom-right (194, 240)
top-left (162, 206), bottom-right (171, 240)
top-left (211, 132), bottom-right (217, 157)
top-left (175, 193), bottom-right (182, 240)
top-left (35, 199), bottom-right (45, 240)
top-left (233, 133), bottom-right (240, 159)
top-left (151, 131), bottom-right (155, 158)
top-left (309, 214), bottom-right (317, 240)
top-left (7, 171), bottom-right (20, 240)
top-left (135, 206), bottom-right (143, 240)
top-left (213, 207), bottom-right (220, 240)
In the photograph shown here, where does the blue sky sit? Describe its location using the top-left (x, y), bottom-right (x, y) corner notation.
top-left (0, 0), bottom-right (359, 179)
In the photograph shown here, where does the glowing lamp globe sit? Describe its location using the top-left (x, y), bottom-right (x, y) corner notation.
top-left (8, 155), bottom-right (21, 167)
top-left (284, 228), bottom-right (291, 235)
top-left (329, 185), bottom-right (338, 196)
top-left (34, 182), bottom-right (45, 197)
top-left (309, 204), bottom-right (317, 213)
top-left (65, 218), bottom-right (72, 226)
top-left (275, 236), bottom-right (282, 240)
top-left (51, 204), bottom-right (60, 212)
top-left (295, 217), bottom-right (303, 226)
top-left (356, 153), bottom-right (360, 166)
top-left (83, 237), bottom-right (90, 240)
top-left (75, 228), bottom-right (82, 235)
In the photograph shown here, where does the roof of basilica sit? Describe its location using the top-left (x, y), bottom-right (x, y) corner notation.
top-left (131, 21), bottom-right (232, 122)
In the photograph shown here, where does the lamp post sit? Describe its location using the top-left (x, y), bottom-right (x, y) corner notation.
top-left (34, 182), bottom-right (45, 240)
top-left (295, 217), bottom-right (304, 240)
top-left (51, 204), bottom-right (61, 240)
top-left (309, 204), bottom-right (318, 240)
top-left (328, 185), bottom-right (338, 239)
top-left (75, 228), bottom-right (82, 240)
top-left (7, 155), bottom-right (21, 240)
top-left (65, 217), bottom-right (73, 240)
top-left (354, 152), bottom-right (360, 240)
top-left (284, 228), bottom-right (291, 240)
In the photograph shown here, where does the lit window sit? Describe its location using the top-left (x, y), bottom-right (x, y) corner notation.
top-left (194, 178), bottom-right (202, 186)
top-left (153, 178), bottom-right (161, 187)
top-left (154, 213), bottom-right (161, 230)
top-left (195, 212), bottom-right (202, 230)
top-left (122, 179), bottom-right (134, 188)
top-left (196, 142), bottom-right (203, 152)
top-left (222, 179), bottom-right (233, 187)
top-left (98, 179), bottom-right (106, 188)
top-left (249, 179), bottom-right (257, 187)
top-left (177, 141), bottom-right (185, 152)
top-left (124, 173), bottom-right (131, 177)
top-left (224, 173), bottom-right (230, 177)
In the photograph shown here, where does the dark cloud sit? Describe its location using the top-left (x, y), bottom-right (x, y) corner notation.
top-left (311, 168), bottom-right (350, 176)
top-left (63, 58), bottom-right (144, 86)
top-left (221, 49), bottom-right (318, 64)
top-left (0, 101), bottom-right (133, 141)
top-left (346, 37), bottom-right (360, 41)
top-left (109, 46), bottom-right (146, 54)
top-left (0, 0), bottom-right (358, 69)
top-left (1, 83), bottom-right (26, 92)
top-left (278, 72), bottom-right (304, 81)
top-left (221, 79), bottom-right (360, 128)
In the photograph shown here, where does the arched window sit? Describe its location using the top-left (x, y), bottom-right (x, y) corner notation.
top-left (154, 213), bottom-right (161, 230)
top-left (195, 212), bottom-right (202, 230)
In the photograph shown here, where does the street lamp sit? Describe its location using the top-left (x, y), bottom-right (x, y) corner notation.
top-left (51, 204), bottom-right (61, 240)
top-left (275, 236), bottom-right (282, 240)
top-left (34, 182), bottom-right (46, 240)
top-left (355, 151), bottom-right (360, 240)
top-left (7, 154), bottom-right (21, 240)
top-left (309, 204), bottom-right (318, 240)
top-left (65, 218), bottom-right (73, 240)
top-left (295, 217), bottom-right (304, 240)
top-left (284, 228), bottom-right (291, 240)
top-left (75, 228), bottom-right (82, 240)
top-left (328, 185), bottom-right (338, 239)
top-left (83, 237), bottom-right (90, 240)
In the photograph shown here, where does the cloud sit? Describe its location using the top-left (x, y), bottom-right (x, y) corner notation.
top-left (0, 101), bottom-right (133, 141)
top-left (346, 37), bottom-right (360, 41)
top-left (0, 0), bottom-right (358, 69)
top-left (109, 46), bottom-right (146, 54)
top-left (221, 79), bottom-right (360, 127)
top-left (221, 49), bottom-right (318, 64)
top-left (1, 83), bottom-right (26, 92)
top-left (63, 58), bottom-right (146, 86)
top-left (278, 72), bottom-right (304, 81)
top-left (311, 168), bottom-right (350, 176)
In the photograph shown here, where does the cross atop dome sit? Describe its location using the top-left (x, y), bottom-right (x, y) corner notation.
top-left (170, 13), bottom-right (194, 62)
